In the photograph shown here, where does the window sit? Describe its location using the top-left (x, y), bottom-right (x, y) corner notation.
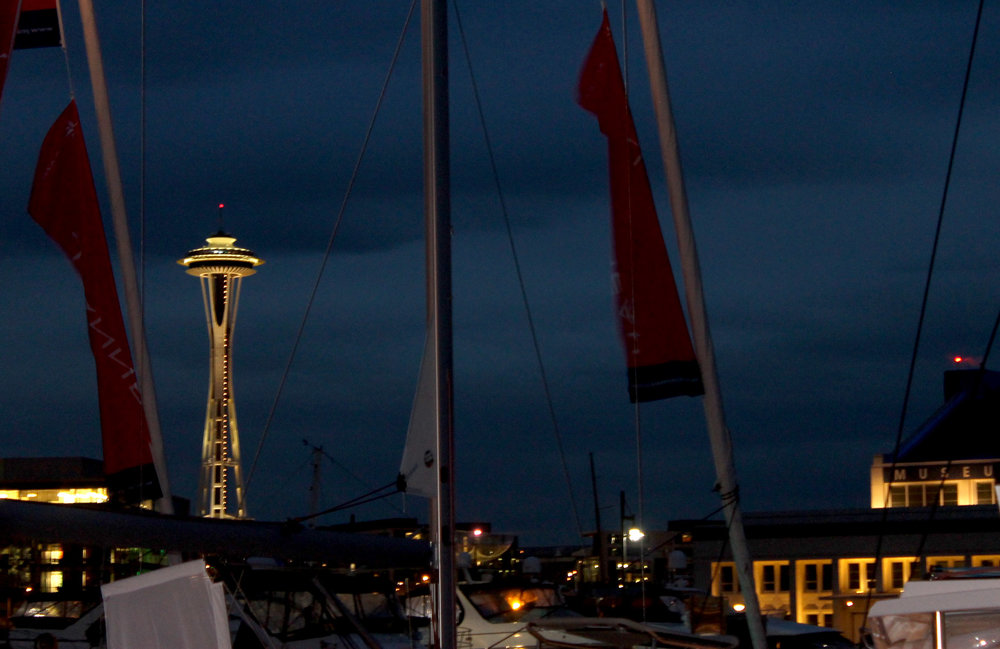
top-left (977, 482), bottom-right (995, 505)
top-left (890, 561), bottom-right (905, 589)
top-left (803, 563), bottom-right (832, 592)
top-left (846, 562), bottom-right (876, 591)
top-left (941, 484), bottom-right (958, 506)
top-left (866, 562), bottom-right (877, 589)
top-left (762, 565), bottom-right (776, 592)
top-left (720, 565), bottom-right (737, 593)
top-left (848, 564), bottom-right (861, 590)
top-left (804, 564), bottom-right (818, 591)
top-left (897, 483), bottom-right (961, 506)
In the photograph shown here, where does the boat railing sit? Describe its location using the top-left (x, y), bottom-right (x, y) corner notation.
top-left (525, 617), bottom-right (737, 649)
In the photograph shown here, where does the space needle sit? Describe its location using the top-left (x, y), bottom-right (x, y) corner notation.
top-left (179, 230), bottom-right (263, 518)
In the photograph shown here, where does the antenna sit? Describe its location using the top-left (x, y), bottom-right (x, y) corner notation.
top-left (217, 203), bottom-right (225, 233)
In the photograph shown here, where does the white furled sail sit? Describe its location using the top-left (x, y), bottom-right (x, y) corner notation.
top-left (399, 334), bottom-right (439, 499)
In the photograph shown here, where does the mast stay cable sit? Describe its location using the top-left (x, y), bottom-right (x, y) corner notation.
top-left (452, 0), bottom-right (585, 540)
top-left (865, 0), bottom-right (986, 622)
top-left (242, 2), bottom-right (419, 505)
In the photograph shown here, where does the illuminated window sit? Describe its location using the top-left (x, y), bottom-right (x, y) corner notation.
top-left (889, 561), bottom-right (905, 589)
top-left (846, 561), bottom-right (876, 591)
top-left (804, 564), bottom-right (818, 590)
top-left (977, 482), bottom-right (995, 505)
top-left (848, 564), bottom-right (860, 590)
top-left (41, 571), bottom-right (63, 593)
top-left (41, 545), bottom-right (63, 564)
top-left (803, 563), bottom-right (832, 592)
top-left (719, 565), bottom-right (737, 593)
top-left (896, 483), bottom-right (960, 507)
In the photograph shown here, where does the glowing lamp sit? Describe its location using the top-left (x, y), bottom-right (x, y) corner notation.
top-left (732, 604), bottom-right (745, 612)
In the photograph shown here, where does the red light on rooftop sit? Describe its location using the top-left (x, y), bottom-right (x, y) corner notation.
top-left (954, 356), bottom-right (965, 364)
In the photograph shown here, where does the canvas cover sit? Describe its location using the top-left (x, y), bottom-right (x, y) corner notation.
top-left (101, 560), bottom-right (231, 649)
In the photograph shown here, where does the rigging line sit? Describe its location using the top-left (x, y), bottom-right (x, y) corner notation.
top-left (137, 0), bottom-right (148, 505)
top-left (451, 0), bottom-right (584, 540)
top-left (241, 0), bottom-right (418, 503)
top-left (617, 1), bottom-right (649, 601)
top-left (866, 0), bottom-right (985, 622)
top-left (908, 309), bottom-right (999, 571)
top-left (303, 438), bottom-right (407, 514)
top-left (56, 0), bottom-right (74, 97)
top-left (292, 480), bottom-right (401, 524)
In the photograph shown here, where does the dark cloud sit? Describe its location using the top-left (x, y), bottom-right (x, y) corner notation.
top-left (1, 1), bottom-right (998, 546)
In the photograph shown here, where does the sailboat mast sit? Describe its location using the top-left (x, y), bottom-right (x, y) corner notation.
top-left (634, 3), bottom-right (766, 649)
top-left (77, 0), bottom-right (173, 515)
top-left (422, 1), bottom-right (457, 649)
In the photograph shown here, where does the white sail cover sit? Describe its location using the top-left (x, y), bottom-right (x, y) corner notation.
top-left (399, 334), bottom-right (438, 498)
top-left (101, 559), bottom-right (231, 649)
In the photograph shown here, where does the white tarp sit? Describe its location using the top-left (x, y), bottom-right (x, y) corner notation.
top-left (101, 559), bottom-right (231, 649)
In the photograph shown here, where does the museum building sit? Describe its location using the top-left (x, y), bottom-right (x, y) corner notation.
top-left (670, 368), bottom-right (1000, 642)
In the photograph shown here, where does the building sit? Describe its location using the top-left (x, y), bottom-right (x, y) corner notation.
top-left (670, 368), bottom-right (1000, 642)
top-left (0, 457), bottom-right (107, 505)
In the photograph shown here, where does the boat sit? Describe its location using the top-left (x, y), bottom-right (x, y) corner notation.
top-left (219, 562), bottom-right (424, 649)
top-left (0, 497), bottom-right (432, 648)
top-left (866, 577), bottom-right (1000, 649)
top-left (402, 575), bottom-right (738, 649)
top-left (5, 594), bottom-right (105, 649)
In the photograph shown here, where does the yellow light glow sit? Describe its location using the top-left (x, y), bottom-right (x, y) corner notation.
top-left (628, 528), bottom-right (645, 542)
top-left (509, 600), bottom-right (523, 610)
top-left (733, 604), bottom-right (746, 612)
top-left (846, 601), bottom-right (854, 607)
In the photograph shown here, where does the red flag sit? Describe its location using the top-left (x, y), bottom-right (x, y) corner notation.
top-left (0, 0), bottom-right (19, 105)
top-left (28, 100), bottom-right (161, 503)
top-left (578, 11), bottom-right (702, 402)
top-left (13, 0), bottom-right (60, 50)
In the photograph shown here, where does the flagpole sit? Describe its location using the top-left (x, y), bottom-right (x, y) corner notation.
top-left (77, 0), bottom-right (173, 515)
top-left (634, 3), bottom-right (766, 649)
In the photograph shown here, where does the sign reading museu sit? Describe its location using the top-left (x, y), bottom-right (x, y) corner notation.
top-left (883, 462), bottom-right (997, 482)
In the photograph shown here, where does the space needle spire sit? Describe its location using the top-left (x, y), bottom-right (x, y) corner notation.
top-left (179, 227), bottom-right (263, 518)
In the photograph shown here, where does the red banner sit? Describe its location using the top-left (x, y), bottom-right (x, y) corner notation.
top-left (28, 101), bottom-right (161, 502)
top-left (13, 0), bottom-right (59, 49)
top-left (578, 11), bottom-right (702, 402)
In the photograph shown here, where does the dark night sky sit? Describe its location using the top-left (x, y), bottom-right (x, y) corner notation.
top-left (1, 1), bottom-right (998, 546)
